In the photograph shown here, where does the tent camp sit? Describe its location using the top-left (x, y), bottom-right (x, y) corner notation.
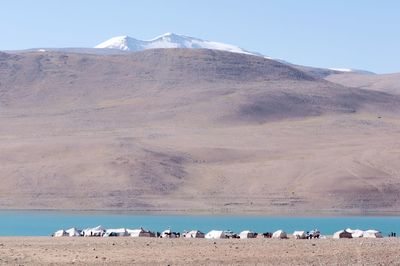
top-left (103, 228), bottom-right (128, 237)
top-left (205, 230), bottom-right (226, 239)
top-left (293, 231), bottom-right (306, 239)
top-left (257, 232), bottom-right (272, 238)
top-left (128, 228), bottom-right (156, 237)
top-left (83, 225), bottom-right (106, 237)
top-left (65, 228), bottom-right (81, 237)
top-left (346, 228), bottom-right (364, 238)
top-left (272, 230), bottom-right (287, 239)
top-left (223, 230), bottom-right (238, 239)
top-left (161, 229), bottom-right (179, 238)
top-left (54, 229), bottom-right (67, 237)
top-left (239, 230), bottom-right (256, 239)
top-left (308, 229), bottom-right (321, 239)
top-left (333, 230), bottom-right (352, 239)
top-left (184, 230), bottom-right (205, 238)
top-left (363, 230), bottom-right (383, 238)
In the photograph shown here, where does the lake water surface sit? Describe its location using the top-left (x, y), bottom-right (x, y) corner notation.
top-left (0, 211), bottom-right (399, 236)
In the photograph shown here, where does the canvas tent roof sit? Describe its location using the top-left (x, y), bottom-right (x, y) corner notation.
top-left (185, 230), bottom-right (205, 238)
top-left (161, 229), bottom-right (178, 238)
top-left (127, 229), bottom-right (144, 237)
top-left (363, 230), bottom-right (383, 238)
top-left (239, 230), bottom-right (256, 239)
top-left (293, 231), bottom-right (306, 239)
top-left (346, 228), bottom-right (364, 238)
top-left (104, 228), bottom-right (128, 237)
top-left (83, 225), bottom-right (106, 236)
top-left (205, 230), bottom-right (226, 239)
top-left (333, 230), bottom-right (352, 239)
top-left (161, 229), bottom-right (171, 238)
top-left (65, 228), bottom-right (81, 237)
top-left (92, 225), bottom-right (105, 231)
top-left (272, 230), bottom-right (287, 239)
top-left (127, 228), bottom-right (155, 237)
top-left (54, 229), bottom-right (67, 237)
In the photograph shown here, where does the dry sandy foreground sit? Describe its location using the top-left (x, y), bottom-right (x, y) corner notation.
top-left (0, 237), bottom-right (400, 265)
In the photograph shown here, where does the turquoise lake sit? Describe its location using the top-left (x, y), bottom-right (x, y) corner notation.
top-left (0, 211), bottom-right (399, 236)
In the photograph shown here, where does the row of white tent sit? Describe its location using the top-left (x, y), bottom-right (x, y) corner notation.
top-left (54, 226), bottom-right (156, 237)
top-left (54, 227), bottom-right (288, 239)
top-left (332, 229), bottom-right (383, 239)
top-left (53, 226), bottom-right (383, 239)
top-left (205, 230), bottom-right (288, 239)
top-left (54, 227), bottom-right (197, 238)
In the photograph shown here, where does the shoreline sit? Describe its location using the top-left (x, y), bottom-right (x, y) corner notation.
top-left (1, 208), bottom-right (400, 217)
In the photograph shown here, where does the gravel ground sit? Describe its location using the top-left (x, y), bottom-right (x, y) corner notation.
top-left (0, 237), bottom-right (400, 265)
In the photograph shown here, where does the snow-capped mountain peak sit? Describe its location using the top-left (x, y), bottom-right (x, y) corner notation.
top-left (149, 32), bottom-right (182, 41)
top-left (94, 33), bottom-right (373, 75)
top-left (94, 35), bottom-right (142, 51)
top-left (95, 33), bottom-right (259, 56)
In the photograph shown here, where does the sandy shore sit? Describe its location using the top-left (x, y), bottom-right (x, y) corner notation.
top-left (0, 237), bottom-right (399, 265)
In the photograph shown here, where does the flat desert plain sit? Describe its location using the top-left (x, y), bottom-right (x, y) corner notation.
top-left (0, 237), bottom-right (399, 265)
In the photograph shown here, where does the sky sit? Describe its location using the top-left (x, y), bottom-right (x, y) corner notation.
top-left (1, 0), bottom-right (399, 73)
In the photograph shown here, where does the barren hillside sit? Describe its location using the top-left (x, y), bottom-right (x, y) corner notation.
top-left (1, 49), bottom-right (400, 214)
top-left (326, 72), bottom-right (400, 95)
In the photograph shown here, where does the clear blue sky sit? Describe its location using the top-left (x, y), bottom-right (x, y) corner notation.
top-left (1, 0), bottom-right (399, 73)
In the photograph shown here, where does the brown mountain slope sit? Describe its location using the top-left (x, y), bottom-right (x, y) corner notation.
top-left (326, 72), bottom-right (400, 95)
top-left (1, 49), bottom-right (400, 214)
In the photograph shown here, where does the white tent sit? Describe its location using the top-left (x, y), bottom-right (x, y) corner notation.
top-left (239, 230), bottom-right (256, 239)
top-left (346, 228), bottom-right (364, 238)
top-left (223, 230), bottom-right (235, 238)
top-left (184, 230), bottom-right (205, 238)
top-left (128, 228), bottom-right (156, 238)
top-left (333, 230), bottom-right (352, 239)
top-left (65, 228), bottom-right (81, 237)
top-left (363, 230), bottom-right (383, 238)
top-left (103, 228), bottom-right (128, 237)
top-left (205, 230), bottom-right (226, 239)
top-left (83, 225), bottom-right (106, 237)
top-left (161, 229), bottom-right (178, 238)
top-left (54, 229), bottom-right (67, 237)
top-left (272, 230), bottom-right (287, 239)
top-left (293, 231), bottom-right (306, 239)
top-left (128, 229), bottom-right (144, 237)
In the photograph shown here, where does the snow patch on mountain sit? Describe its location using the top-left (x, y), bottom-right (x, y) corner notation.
top-left (95, 33), bottom-right (262, 57)
top-left (93, 33), bottom-right (373, 74)
top-left (329, 68), bottom-right (375, 74)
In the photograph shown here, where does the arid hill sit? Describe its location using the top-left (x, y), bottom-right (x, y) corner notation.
top-left (1, 49), bottom-right (400, 214)
top-left (325, 72), bottom-right (400, 95)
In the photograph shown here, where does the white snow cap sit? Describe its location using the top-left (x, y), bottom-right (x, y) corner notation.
top-left (95, 32), bottom-right (261, 56)
top-left (329, 68), bottom-right (354, 72)
top-left (95, 33), bottom-right (371, 73)
top-left (328, 68), bottom-right (374, 74)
